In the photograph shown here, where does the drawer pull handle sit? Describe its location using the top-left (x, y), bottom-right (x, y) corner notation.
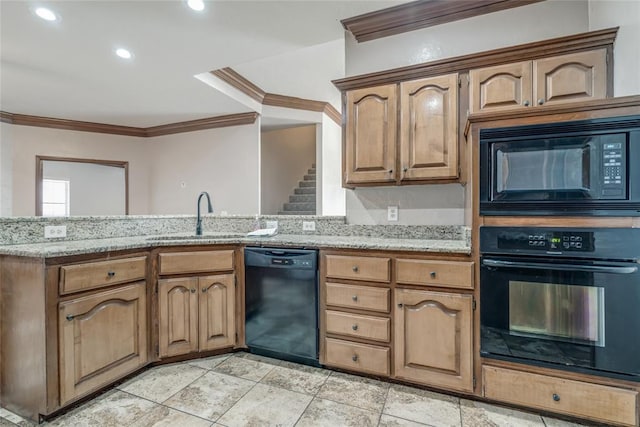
top-left (552, 393), bottom-right (560, 402)
top-left (107, 271), bottom-right (116, 278)
top-left (352, 295), bottom-right (358, 302)
top-left (352, 324), bottom-right (358, 331)
top-left (190, 288), bottom-right (196, 293)
top-left (66, 314), bottom-right (74, 321)
top-left (352, 354), bottom-right (358, 362)
top-left (352, 266), bottom-right (359, 272)
top-left (430, 271), bottom-right (436, 278)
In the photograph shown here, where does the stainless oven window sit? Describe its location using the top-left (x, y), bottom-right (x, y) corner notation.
top-left (508, 280), bottom-right (605, 346)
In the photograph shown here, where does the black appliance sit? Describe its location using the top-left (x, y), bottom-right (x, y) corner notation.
top-left (244, 247), bottom-right (319, 366)
top-left (479, 115), bottom-right (640, 216)
top-left (480, 226), bottom-right (640, 381)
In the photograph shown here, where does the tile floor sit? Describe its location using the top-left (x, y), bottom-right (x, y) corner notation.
top-left (0, 352), bottom-right (589, 427)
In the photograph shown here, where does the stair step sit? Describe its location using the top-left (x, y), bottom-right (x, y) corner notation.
top-left (307, 168), bottom-right (316, 175)
top-left (294, 187), bottom-right (315, 195)
top-left (278, 211), bottom-right (316, 215)
top-left (284, 202), bottom-right (316, 211)
top-left (289, 194), bottom-right (316, 203)
top-left (299, 180), bottom-right (316, 188)
top-left (311, 163), bottom-right (316, 168)
top-left (303, 174), bottom-right (316, 181)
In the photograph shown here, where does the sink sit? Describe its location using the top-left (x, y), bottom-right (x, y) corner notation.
top-left (146, 233), bottom-right (246, 241)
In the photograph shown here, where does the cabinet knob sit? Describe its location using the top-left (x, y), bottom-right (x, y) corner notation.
top-left (352, 354), bottom-right (359, 362)
top-left (552, 393), bottom-right (560, 402)
top-left (430, 271), bottom-right (437, 278)
top-left (352, 295), bottom-right (358, 302)
top-left (352, 265), bottom-right (359, 272)
top-left (202, 288), bottom-right (207, 293)
top-left (523, 100), bottom-right (530, 107)
top-left (107, 271), bottom-right (116, 278)
top-left (538, 98), bottom-right (545, 105)
top-left (398, 303), bottom-right (403, 308)
top-left (66, 314), bottom-right (74, 321)
top-left (352, 324), bottom-right (358, 331)
top-left (190, 288), bottom-right (196, 293)
top-left (388, 169), bottom-right (393, 174)
top-left (403, 167), bottom-right (408, 173)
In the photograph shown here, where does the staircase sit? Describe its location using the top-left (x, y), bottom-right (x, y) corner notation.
top-left (279, 164), bottom-right (316, 215)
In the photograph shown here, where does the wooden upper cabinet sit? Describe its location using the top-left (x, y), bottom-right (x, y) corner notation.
top-left (345, 84), bottom-right (397, 185)
top-left (534, 49), bottom-right (607, 107)
top-left (199, 274), bottom-right (235, 351)
top-left (400, 74), bottom-right (459, 180)
top-left (394, 288), bottom-right (473, 393)
top-left (469, 61), bottom-right (532, 113)
top-left (470, 48), bottom-right (608, 113)
top-left (158, 277), bottom-right (199, 358)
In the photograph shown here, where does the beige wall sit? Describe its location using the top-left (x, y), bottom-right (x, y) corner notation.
top-left (5, 124), bottom-right (150, 216)
top-left (261, 125), bottom-right (316, 214)
top-left (0, 122), bottom-right (13, 216)
top-left (317, 118), bottom-right (346, 216)
top-left (149, 122), bottom-right (260, 215)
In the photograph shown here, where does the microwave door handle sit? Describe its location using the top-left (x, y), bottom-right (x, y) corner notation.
top-left (482, 259), bottom-right (638, 274)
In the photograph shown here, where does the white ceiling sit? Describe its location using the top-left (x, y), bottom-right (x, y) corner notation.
top-left (0, 0), bottom-right (405, 127)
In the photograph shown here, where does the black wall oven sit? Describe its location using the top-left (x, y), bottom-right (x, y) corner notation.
top-left (479, 115), bottom-right (640, 216)
top-left (480, 226), bottom-right (640, 382)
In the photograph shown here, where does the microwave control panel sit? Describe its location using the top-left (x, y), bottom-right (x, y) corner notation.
top-left (601, 138), bottom-right (626, 198)
top-left (497, 230), bottom-right (594, 252)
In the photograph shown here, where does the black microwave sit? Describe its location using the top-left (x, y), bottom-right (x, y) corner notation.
top-left (479, 115), bottom-right (640, 216)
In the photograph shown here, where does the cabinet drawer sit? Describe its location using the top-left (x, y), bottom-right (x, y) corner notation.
top-left (396, 259), bottom-right (473, 289)
top-left (325, 338), bottom-right (389, 376)
top-left (326, 310), bottom-right (390, 342)
top-left (326, 282), bottom-right (390, 313)
top-left (483, 366), bottom-right (639, 426)
top-left (60, 256), bottom-right (147, 294)
top-left (326, 255), bottom-right (390, 283)
top-left (159, 250), bottom-right (234, 275)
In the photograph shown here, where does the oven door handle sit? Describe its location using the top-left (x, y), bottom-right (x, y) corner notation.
top-left (482, 259), bottom-right (638, 274)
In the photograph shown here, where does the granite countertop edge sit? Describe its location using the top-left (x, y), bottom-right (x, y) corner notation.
top-left (0, 233), bottom-right (471, 258)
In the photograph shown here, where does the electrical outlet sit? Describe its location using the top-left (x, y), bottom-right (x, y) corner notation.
top-left (44, 225), bottom-right (67, 238)
top-left (302, 221), bottom-right (316, 231)
top-left (266, 220), bottom-right (278, 229)
top-left (387, 206), bottom-right (399, 222)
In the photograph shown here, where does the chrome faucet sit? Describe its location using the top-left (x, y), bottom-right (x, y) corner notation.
top-left (196, 191), bottom-right (213, 236)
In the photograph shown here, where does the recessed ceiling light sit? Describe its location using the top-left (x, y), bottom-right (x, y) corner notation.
top-left (115, 48), bottom-right (133, 59)
top-left (187, 0), bottom-right (205, 12)
top-left (35, 7), bottom-right (57, 21)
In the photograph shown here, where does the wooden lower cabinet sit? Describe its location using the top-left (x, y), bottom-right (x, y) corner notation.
top-left (483, 366), bottom-right (639, 426)
top-left (158, 274), bottom-right (235, 357)
top-left (58, 282), bottom-right (147, 405)
top-left (394, 288), bottom-right (473, 393)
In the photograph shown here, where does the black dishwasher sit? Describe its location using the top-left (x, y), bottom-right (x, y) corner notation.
top-left (244, 247), bottom-right (318, 366)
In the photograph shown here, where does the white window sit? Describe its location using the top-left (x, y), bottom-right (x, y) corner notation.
top-left (42, 179), bottom-right (70, 216)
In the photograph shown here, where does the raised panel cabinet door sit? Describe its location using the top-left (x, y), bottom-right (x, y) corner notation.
top-left (394, 288), bottom-right (473, 392)
top-left (158, 277), bottom-right (198, 358)
top-left (58, 282), bottom-right (147, 405)
top-left (534, 49), bottom-right (607, 107)
top-left (400, 74), bottom-right (459, 180)
top-left (345, 84), bottom-right (398, 185)
top-left (469, 61), bottom-right (532, 113)
top-left (198, 274), bottom-right (235, 351)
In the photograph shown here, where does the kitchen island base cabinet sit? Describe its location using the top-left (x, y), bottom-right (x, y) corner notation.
top-left (394, 289), bottom-right (473, 393)
top-left (158, 274), bottom-right (235, 358)
top-left (58, 282), bottom-right (147, 405)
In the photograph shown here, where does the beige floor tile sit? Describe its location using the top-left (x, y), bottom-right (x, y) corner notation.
top-left (216, 383), bottom-right (312, 427)
top-left (234, 352), bottom-right (283, 367)
top-left (163, 371), bottom-right (255, 421)
top-left (541, 416), bottom-right (589, 427)
top-left (0, 418), bottom-right (16, 427)
top-left (188, 354), bottom-right (231, 370)
top-left (0, 408), bottom-right (34, 427)
top-left (316, 372), bottom-right (389, 412)
top-left (384, 385), bottom-right (460, 427)
top-left (129, 406), bottom-right (213, 427)
top-left (260, 365), bottom-right (330, 395)
top-left (47, 390), bottom-right (158, 427)
top-left (295, 397), bottom-right (379, 427)
top-left (460, 399), bottom-right (545, 427)
top-left (119, 363), bottom-right (206, 403)
top-left (213, 356), bottom-right (276, 381)
top-left (378, 414), bottom-right (430, 427)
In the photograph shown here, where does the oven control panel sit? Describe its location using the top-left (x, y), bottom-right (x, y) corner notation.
top-left (497, 230), bottom-right (594, 252)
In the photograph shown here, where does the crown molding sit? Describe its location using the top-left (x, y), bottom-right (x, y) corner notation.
top-left (323, 104), bottom-right (342, 126)
top-left (0, 111), bottom-right (259, 137)
top-left (342, 0), bottom-right (545, 43)
top-left (210, 68), bottom-right (266, 103)
top-left (333, 27), bottom-right (618, 91)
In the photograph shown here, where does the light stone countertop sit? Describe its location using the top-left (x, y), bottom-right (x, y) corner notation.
top-left (0, 232), bottom-right (471, 258)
